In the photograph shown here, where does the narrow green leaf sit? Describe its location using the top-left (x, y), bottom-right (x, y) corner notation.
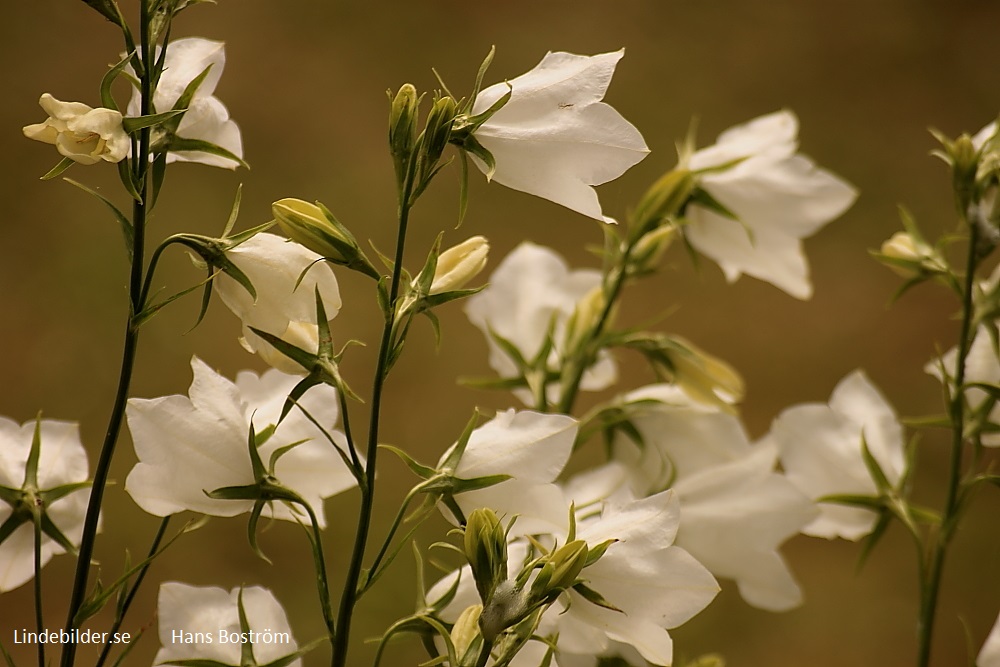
top-left (160, 137), bottom-right (248, 169)
top-left (222, 184), bottom-right (243, 237)
top-left (150, 152), bottom-right (167, 209)
top-left (64, 177), bottom-right (134, 259)
top-left (118, 159), bottom-right (143, 202)
top-left (572, 582), bottom-right (623, 612)
top-left (123, 109), bottom-right (186, 134)
top-left (40, 157), bottom-right (74, 181)
top-left (100, 50), bottom-right (136, 111)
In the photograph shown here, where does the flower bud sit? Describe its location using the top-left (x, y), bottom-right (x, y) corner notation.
top-left (667, 336), bottom-right (744, 409)
top-left (419, 96), bottom-right (458, 174)
top-left (630, 224), bottom-right (677, 274)
top-left (272, 198), bottom-right (379, 279)
top-left (430, 236), bottom-right (490, 294)
top-left (530, 540), bottom-right (588, 602)
top-left (877, 231), bottom-right (947, 278)
top-left (632, 168), bottom-right (694, 238)
top-left (449, 604), bottom-right (483, 660)
top-left (564, 285), bottom-right (607, 355)
top-left (463, 509), bottom-right (507, 604)
top-left (389, 84), bottom-right (419, 182)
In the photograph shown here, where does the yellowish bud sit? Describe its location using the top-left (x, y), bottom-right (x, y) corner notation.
top-left (431, 236), bottom-right (490, 294)
top-left (668, 337), bottom-right (745, 409)
top-left (631, 224), bottom-right (677, 273)
top-left (449, 604), bottom-right (483, 660)
top-left (878, 232), bottom-right (947, 278)
top-left (632, 168), bottom-right (694, 238)
top-left (273, 198), bottom-right (352, 262)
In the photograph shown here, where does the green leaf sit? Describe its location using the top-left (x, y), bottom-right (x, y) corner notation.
top-left (381, 445), bottom-right (437, 480)
top-left (150, 152), bottom-right (168, 209)
top-left (131, 271), bottom-right (217, 329)
top-left (160, 137), bottom-right (248, 169)
top-left (118, 159), bottom-right (143, 202)
top-left (40, 157), bottom-right (75, 181)
top-left (100, 50), bottom-right (135, 111)
top-left (817, 493), bottom-right (884, 510)
top-left (572, 582), bottom-right (623, 613)
top-left (860, 435), bottom-right (892, 494)
top-left (246, 500), bottom-right (272, 564)
top-left (64, 178), bottom-right (134, 259)
top-left (0, 638), bottom-right (17, 667)
top-left (856, 510), bottom-right (891, 572)
top-left (123, 109), bottom-right (186, 134)
top-left (222, 184), bottom-right (243, 237)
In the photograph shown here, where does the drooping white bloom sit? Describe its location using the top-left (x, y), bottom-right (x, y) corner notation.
top-left (127, 37), bottom-right (243, 168)
top-left (927, 326), bottom-right (1000, 447)
top-left (155, 582), bottom-right (301, 667)
top-left (23, 94), bottom-right (129, 165)
top-left (567, 384), bottom-right (816, 612)
top-left (126, 357), bottom-right (356, 526)
top-left (767, 370), bottom-right (904, 540)
top-left (471, 50), bottom-right (649, 223)
top-left (684, 110), bottom-right (857, 299)
top-left (0, 417), bottom-right (90, 592)
top-left (213, 232), bottom-right (342, 374)
top-left (441, 409), bottom-right (577, 536)
top-left (464, 242), bottom-right (616, 405)
top-left (979, 612), bottom-right (1000, 667)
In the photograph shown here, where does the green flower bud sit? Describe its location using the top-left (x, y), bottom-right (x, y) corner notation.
top-left (632, 168), bottom-right (694, 238)
top-left (389, 83), bottom-right (419, 183)
top-left (667, 336), bottom-right (744, 409)
top-left (431, 236), bottom-right (490, 295)
top-left (876, 231), bottom-right (947, 278)
top-left (564, 286), bottom-right (608, 355)
top-left (630, 224), bottom-right (677, 274)
top-left (420, 96), bottom-right (459, 174)
top-left (272, 198), bottom-right (379, 279)
top-left (463, 508), bottom-right (507, 603)
top-left (531, 540), bottom-right (589, 602)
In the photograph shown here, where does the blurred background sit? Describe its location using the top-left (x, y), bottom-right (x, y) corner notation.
top-left (1, 1), bottom-right (999, 666)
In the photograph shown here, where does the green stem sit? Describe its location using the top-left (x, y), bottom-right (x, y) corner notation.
top-left (557, 240), bottom-right (636, 414)
top-left (332, 184), bottom-right (414, 667)
top-left (94, 517), bottom-right (170, 667)
top-left (299, 500), bottom-right (336, 652)
top-left (60, 8), bottom-right (153, 666)
top-left (361, 488), bottom-right (418, 595)
top-left (916, 220), bottom-right (980, 667)
top-left (33, 512), bottom-right (44, 667)
top-left (473, 638), bottom-right (494, 667)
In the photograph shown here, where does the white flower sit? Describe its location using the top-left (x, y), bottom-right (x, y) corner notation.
top-left (979, 612), bottom-right (1000, 667)
top-left (684, 110), bottom-right (857, 299)
top-left (568, 384), bottom-right (816, 612)
top-left (464, 242), bottom-right (616, 405)
top-left (441, 409), bottom-right (577, 536)
top-left (155, 582), bottom-right (301, 667)
top-left (927, 326), bottom-right (1000, 447)
top-left (127, 37), bottom-right (243, 168)
top-left (429, 492), bottom-right (718, 667)
top-left (0, 417), bottom-right (91, 592)
top-left (126, 357), bottom-right (356, 526)
top-left (23, 94), bottom-right (129, 165)
top-left (470, 50), bottom-right (649, 223)
top-left (213, 233), bottom-right (342, 373)
top-left (767, 370), bottom-right (904, 540)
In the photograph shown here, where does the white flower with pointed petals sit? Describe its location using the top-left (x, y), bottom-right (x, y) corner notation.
top-left (684, 110), bottom-right (857, 299)
top-left (465, 242), bottom-right (616, 405)
top-left (767, 370), bottom-right (904, 540)
top-left (213, 233), bottom-right (342, 373)
top-left (979, 612), bottom-right (1000, 667)
top-left (126, 357), bottom-right (356, 526)
top-left (23, 94), bottom-right (129, 165)
top-left (567, 384), bottom-right (816, 612)
top-left (155, 582), bottom-right (301, 667)
top-left (0, 418), bottom-right (91, 592)
top-left (127, 37), bottom-right (243, 168)
top-left (441, 409), bottom-right (577, 536)
top-left (470, 50), bottom-right (649, 223)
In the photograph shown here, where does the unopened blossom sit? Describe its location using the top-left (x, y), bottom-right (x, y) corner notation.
top-left (465, 242), bottom-right (616, 404)
top-left (0, 417), bottom-right (91, 592)
top-left (928, 326), bottom-right (1000, 447)
top-left (470, 50), bottom-right (648, 223)
top-left (684, 110), bottom-right (857, 299)
top-left (569, 384), bottom-right (816, 612)
top-left (128, 37), bottom-right (243, 168)
top-left (213, 233), bottom-right (342, 373)
top-left (155, 582), bottom-right (302, 667)
top-left (979, 612), bottom-right (1000, 667)
top-left (767, 370), bottom-right (905, 540)
top-left (430, 236), bottom-right (490, 294)
top-left (440, 409), bottom-right (577, 536)
top-left (23, 94), bottom-right (129, 165)
top-left (126, 357), bottom-right (356, 526)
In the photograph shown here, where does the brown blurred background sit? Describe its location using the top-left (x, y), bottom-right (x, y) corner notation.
top-left (1, 1), bottom-right (999, 666)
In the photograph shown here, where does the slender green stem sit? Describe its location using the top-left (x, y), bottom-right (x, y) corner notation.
top-left (362, 488), bottom-right (418, 593)
top-left (33, 512), bottom-right (44, 667)
top-left (61, 8), bottom-right (153, 666)
top-left (299, 500), bottom-right (336, 651)
top-left (332, 185), bottom-right (414, 667)
top-left (338, 390), bottom-right (362, 475)
top-left (557, 241), bottom-right (636, 414)
top-left (473, 639), bottom-right (494, 667)
top-left (94, 517), bottom-right (170, 667)
top-left (916, 221), bottom-right (980, 667)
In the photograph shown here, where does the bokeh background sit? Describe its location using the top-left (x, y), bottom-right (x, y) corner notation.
top-left (1, 1), bottom-right (999, 666)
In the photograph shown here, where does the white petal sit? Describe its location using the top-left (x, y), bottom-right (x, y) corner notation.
top-left (453, 410), bottom-right (577, 482)
top-left (979, 612), bottom-right (1000, 667)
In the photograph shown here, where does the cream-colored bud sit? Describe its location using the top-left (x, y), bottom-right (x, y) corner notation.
top-left (449, 604), bottom-right (483, 660)
top-left (430, 236), bottom-right (490, 294)
top-left (631, 224), bottom-right (677, 272)
top-left (668, 337), bottom-right (745, 409)
top-left (564, 285), bottom-right (607, 354)
top-left (878, 231), bottom-right (947, 277)
top-left (632, 168), bottom-right (694, 237)
top-left (273, 198), bottom-right (354, 262)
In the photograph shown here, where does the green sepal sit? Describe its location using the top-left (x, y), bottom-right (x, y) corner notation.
top-left (583, 539), bottom-right (617, 567)
top-left (381, 445), bottom-right (437, 480)
top-left (168, 65), bottom-right (213, 125)
top-left (267, 439), bottom-right (309, 473)
top-left (40, 157), bottom-right (74, 181)
top-left (64, 177), bottom-right (134, 260)
top-left (440, 411), bottom-right (482, 471)
top-left (150, 152), bottom-right (168, 209)
top-left (39, 480), bottom-right (92, 505)
top-left (0, 639), bottom-right (17, 667)
top-left (425, 473), bottom-right (512, 496)
top-left (118, 159), bottom-right (143, 202)
top-left (860, 435), bottom-right (892, 494)
top-left (458, 375), bottom-right (529, 391)
top-left (236, 587), bottom-right (255, 666)
top-left (131, 271), bottom-right (217, 329)
top-left (421, 286), bottom-right (487, 310)
top-left (258, 638), bottom-right (326, 667)
top-left (39, 512), bottom-right (79, 554)
top-left (123, 109), bottom-right (186, 134)
top-left (0, 512), bottom-right (29, 548)
top-left (100, 50), bottom-right (136, 111)
top-left (79, 0), bottom-right (125, 27)
top-left (458, 149), bottom-right (470, 226)
top-left (246, 500), bottom-right (272, 564)
top-left (158, 137), bottom-right (249, 170)
top-left (816, 493), bottom-right (884, 510)
top-left (461, 45), bottom-right (496, 115)
top-left (460, 134), bottom-right (497, 181)
top-left (572, 582), bottom-right (623, 613)
top-left (373, 615), bottom-right (458, 667)
top-left (24, 417), bottom-right (41, 487)
top-left (855, 509), bottom-right (892, 572)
